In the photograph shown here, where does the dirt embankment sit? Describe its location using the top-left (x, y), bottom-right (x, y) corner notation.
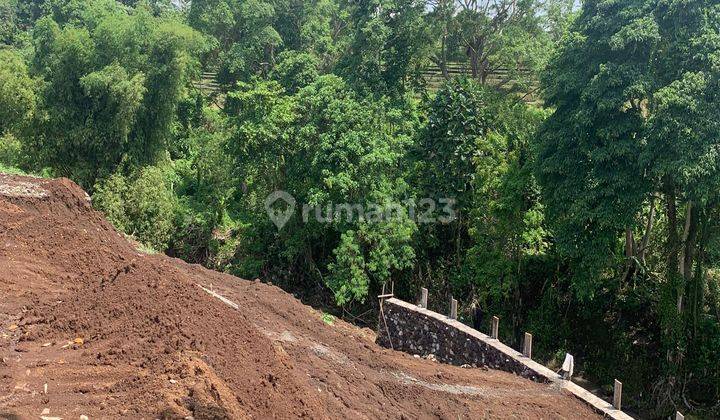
top-left (0, 174), bottom-right (600, 419)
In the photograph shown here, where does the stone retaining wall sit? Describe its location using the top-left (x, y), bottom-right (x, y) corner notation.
top-left (376, 297), bottom-right (634, 420)
top-left (377, 298), bottom-right (548, 382)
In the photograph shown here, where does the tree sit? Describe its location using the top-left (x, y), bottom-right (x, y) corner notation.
top-left (272, 0), bottom-right (346, 70)
top-left (339, 0), bottom-right (432, 94)
top-left (426, 0), bottom-right (457, 78)
top-left (93, 165), bottom-right (178, 251)
top-left (537, 0), bottom-right (655, 295)
top-left (466, 103), bottom-right (549, 337)
top-left (28, 3), bottom-right (202, 187)
top-left (225, 75), bottom-right (417, 307)
top-left (189, 0), bottom-right (281, 83)
top-left (413, 77), bottom-right (547, 318)
top-left (413, 78), bottom-right (502, 269)
top-left (538, 0), bottom-right (720, 412)
top-left (270, 50), bottom-right (320, 94)
top-left (453, 0), bottom-right (548, 85)
top-left (0, 49), bottom-right (35, 136)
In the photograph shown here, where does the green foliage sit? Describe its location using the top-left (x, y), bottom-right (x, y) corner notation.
top-left (416, 78), bottom-right (500, 211)
top-left (0, 0), bottom-right (19, 45)
top-left (414, 77), bottom-right (552, 344)
top-left (170, 108), bottom-right (235, 265)
top-left (270, 50), bottom-right (319, 93)
top-left (339, 0), bottom-right (432, 94)
top-left (537, 0), bottom-right (655, 296)
top-left (93, 165), bottom-right (178, 251)
top-left (321, 311), bottom-right (335, 325)
top-left (91, 172), bottom-right (129, 231)
top-left (225, 74), bottom-right (416, 306)
top-left (0, 49), bottom-right (35, 136)
top-left (189, 0), bottom-right (281, 83)
top-left (273, 0), bottom-right (344, 68)
top-left (537, 0), bottom-right (720, 413)
top-left (27, 3), bottom-right (203, 188)
top-left (0, 134), bottom-right (23, 168)
top-left (0, 160), bottom-right (28, 176)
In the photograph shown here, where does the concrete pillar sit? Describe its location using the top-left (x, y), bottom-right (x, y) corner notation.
top-left (613, 379), bottom-right (622, 410)
top-left (449, 297), bottom-right (458, 319)
top-left (420, 288), bottom-right (428, 308)
top-left (523, 332), bottom-right (532, 358)
top-left (491, 316), bottom-right (499, 339)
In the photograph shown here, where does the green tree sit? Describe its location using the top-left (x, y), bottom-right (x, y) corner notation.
top-left (0, 49), bottom-right (35, 136)
top-left (225, 75), bottom-right (417, 307)
top-left (538, 0), bottom-right (720, 413)
top-left (0, 48), bottom-right (35, 167)
top-left (450, 0), bottom-right (551, 88)
top-left (413, 77), bottom-right (548, 322)
top-left (272, 0), bottom-right (346, 70)
top-left (28, 4), bottom-right (202, 187)
top-left (339, 0), bottom-right (432, 94)
top-left (270, 50), bottom-right (320, 94)
top-left (537, 0), bottom-right (654, 295)
top-left (93, 165), bottom-right (178, 251)
top-left (189, 0), bottom-right (281, 83)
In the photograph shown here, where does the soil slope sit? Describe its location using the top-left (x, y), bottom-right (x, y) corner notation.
top-left (0, 174), bottom-right (599, 419)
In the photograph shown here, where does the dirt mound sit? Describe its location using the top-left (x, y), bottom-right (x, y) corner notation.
top-left (0, 174), bottom-right (600, 419)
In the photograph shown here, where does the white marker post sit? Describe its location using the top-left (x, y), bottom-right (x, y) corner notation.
top-left (561, 353), bottom-right (574, 379)
top-left (613, 379), bottom-right (622, 410)
top-left (491, 316), bottom-right (499, 339)
top-left (450, 298), bottom-right (458, 319)
top-left (420, 288), bottom-right (428, 308)
top-left (523, 333), bottom-right (532, 358)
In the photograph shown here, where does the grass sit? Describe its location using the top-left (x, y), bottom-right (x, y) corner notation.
top-left (0, 163), bottom-right (27, 175)
top-left (321, 312), bottom-right (336, 326)
top-left (136, 242), bottom-right (159, 255)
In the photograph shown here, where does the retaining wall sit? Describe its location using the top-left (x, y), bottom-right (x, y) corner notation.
top-left (376, 297), bottom-right (633, 420)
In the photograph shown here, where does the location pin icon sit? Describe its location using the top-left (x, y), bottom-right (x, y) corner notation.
top-left (264, 191), bottom-right (296, 230)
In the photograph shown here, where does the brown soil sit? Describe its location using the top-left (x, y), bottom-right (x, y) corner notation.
top-left (0, 174), bottom-right (600, 419)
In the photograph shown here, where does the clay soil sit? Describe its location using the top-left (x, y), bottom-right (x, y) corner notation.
top-left (0, 174), bottom-right (600, 419)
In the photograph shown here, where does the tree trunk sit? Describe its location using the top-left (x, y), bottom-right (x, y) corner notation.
top-left (678, 201), bottom-right (698, 314)
top-left (665, 186), bottom-right (680, 285)
top-left (638, 196), bottom-right (656, 263)
top-left (622, 227), bottom-right (636, 284)
top-left (625, 227), bottom-right (635, 258)
top-left (469, 45), bottom-right (479, 79)
top-left (440, 21), bottom-right (449, 79)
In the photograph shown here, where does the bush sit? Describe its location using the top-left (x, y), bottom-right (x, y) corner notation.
top-left (93, 165), bottom-right (178, 251)
top-left (0, 134), bottom-right (23, 169)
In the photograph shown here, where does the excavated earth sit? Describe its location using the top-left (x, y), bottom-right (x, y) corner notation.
top-left (0, 174), bottom-right (600, 419)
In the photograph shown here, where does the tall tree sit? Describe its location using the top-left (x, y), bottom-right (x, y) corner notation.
top-left (339, 0), bottom-right (432, 94)
top-left (454, 0), bottom-right (547, 84)
top-left (538, 0), bottom-right (720, 412)
top-left (29, 2), bottom-right (202, 187)
top-left (189, 0), bottom-right (281, 83)
top-left (225, 75), bottom-right (417, 307)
